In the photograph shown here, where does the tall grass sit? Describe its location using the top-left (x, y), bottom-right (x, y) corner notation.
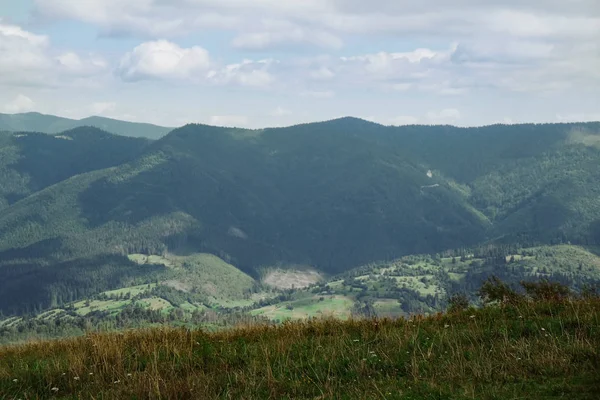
top-left (1, 297), bottom-right (599, 399)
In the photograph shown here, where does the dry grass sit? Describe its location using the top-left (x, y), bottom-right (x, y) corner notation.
top-left (1, 298), bottom-right (599, 399)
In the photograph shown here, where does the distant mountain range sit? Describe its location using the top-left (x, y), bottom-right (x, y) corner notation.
top-left (0, 112), bottom-right (172, 139)
top-left (0, 117), bottom-right (599, 314)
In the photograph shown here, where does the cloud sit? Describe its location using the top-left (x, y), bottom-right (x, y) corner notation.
top-left (209, 115), bottom-right (249, 127)
top-left (300, 90), bottom-right (335, 98)
top-left (310, 66), bottom-right (336, 80)
top-left (207, 59), bottom-right (275, 87)
top-left (116, 40), bottom-right (210, 81)
top-left (231, 24), bottom-right (342, 50)
top-left (390, 116), bottom-right (419, 125)
top-left (271, 106), bottom-right (291, 117)
top-left (556, 113), bottom-right (600, 123)
top-left (90, 102), bottom-right (117, 115)
top-left (3, 94), bottom-right (36, 113)
top-left (56, 52), bottom-right (107, 75)
top-left (0, 22), bottom-right (107, 87)
top-left (427, 109), bottom-right (461, 124)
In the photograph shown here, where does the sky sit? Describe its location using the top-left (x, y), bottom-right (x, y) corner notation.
top-left (0, 0), bottom-right (599, 128)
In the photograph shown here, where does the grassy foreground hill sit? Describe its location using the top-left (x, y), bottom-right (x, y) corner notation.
top-left (1, 287), bottom-right (598, 399)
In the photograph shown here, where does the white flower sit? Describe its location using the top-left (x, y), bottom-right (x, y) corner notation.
top-left (89, 373), bottom-right (94, 375)
top-left (74, 377), bottom-right (80, 381)
top-left (469, 315), bottom-right (475, 319)
top-left (444, 324), bottom-right (450, 328)
top-left (541, 328), bottom-right (545, 331)
top-left (353, 339), bottom-right (360, 342)
top-left (127, 373), bottom-right (132, 377)
top-left (51, 387), bottom-right (59, 392)
top-left (114, 380), bottom-right (121, 384)
top-left (12, 379), bottom-right (17, 383)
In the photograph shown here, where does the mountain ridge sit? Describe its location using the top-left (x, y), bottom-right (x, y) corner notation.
top-left (0, 112), bottom-right (173, 139)
top-left (0, 119), bottom-right (599, 314)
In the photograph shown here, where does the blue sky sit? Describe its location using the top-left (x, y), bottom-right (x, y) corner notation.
top-left (0, 0), bottom-right (599, 128)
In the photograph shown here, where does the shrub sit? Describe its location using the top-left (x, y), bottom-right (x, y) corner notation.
top-left (520, 279), bottom-right (570, 302)
top-left (478, 276), bottom-right (523, 305)
top-left (447, 293), bottom-right (470, 313)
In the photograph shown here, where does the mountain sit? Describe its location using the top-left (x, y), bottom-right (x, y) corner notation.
top-left (0, 118), bottom-right (599, 314)
top-left (0, 112), bottom-right (173, 139)
top-left (0, 128), bottom-right (150, 210)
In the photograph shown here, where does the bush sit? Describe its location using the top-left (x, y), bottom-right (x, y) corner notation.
top-left (520, 279), bottom-right (570, 302)
top-left (447, 293), bottom-right (470, 313)
top-left (478, 276), bottom-right (523, 305)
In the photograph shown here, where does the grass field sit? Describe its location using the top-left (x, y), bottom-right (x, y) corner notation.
top-left (251, 295), bottom-right (354, 321)
top-left (1, 295), bottom-right (598, 399)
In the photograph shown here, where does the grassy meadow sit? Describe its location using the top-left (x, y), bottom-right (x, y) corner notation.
top-left (1, 292), bottom-right (599, 399)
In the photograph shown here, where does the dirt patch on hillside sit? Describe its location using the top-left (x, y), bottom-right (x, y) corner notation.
top-left (163, 280), bottom-right (192, 293)
top-left (263, 269), bottom-right (323, 289)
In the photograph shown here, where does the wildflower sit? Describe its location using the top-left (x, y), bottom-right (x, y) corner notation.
top-left (469, 315), bottom-right (475, 319)
top-left (12, 379), bottom-right (17, 383)
top-left (74, 377), bottom-right (80, 381)
top-left (89, 373), bottom-right (93, 375)
top-left (127, 373), bottom-right (132, 377)
top-left (518, 315), bottom-right (523, 319)
top-left (541, 327), bottom-right (545, 331)
top-left (353, 339), bottom-right (360, 342)
top-left (51, 387), bottom-right (59, 392)
top-left (62, 373), bottom-right (66, 376)
top-left (444, 324), bottom-right (450, 328)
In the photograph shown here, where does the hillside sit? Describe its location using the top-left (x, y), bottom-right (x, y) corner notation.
top-left (0, 112), bottom-right (172, 139)
top-left (0, 128), bottom-right (150, 210)
top-left (0, 119), bottom-right (600, 315)
top-left (1, 290), bottom-right (599, 399)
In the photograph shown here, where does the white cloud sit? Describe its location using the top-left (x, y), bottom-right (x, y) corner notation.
top-left (207, 59), bottom-right (275, 87)
top-left (271, 106), bottom-right (291, 117)
top-left (90, 102), bottom-right (117, 115)
top-left (3, 94), bottom-right (36, 113)
top-left (0, 22), bottom-right (107, 87)
top-left (209, 115), bottom-right (249, 127)
top-left (232, 26), bottom-right (342, 50)
top-left (300, 90), bottom-right (335, 98)
top-left (556, 113), bottom-right (600, 123)
top-left (427, 108), bottom-right (461, 124)
top-left (390, 115), bottom-right (419, 125)
top-left (117, 40), bottom-right (210, 81)
top-left (56, 52), bottom-right (107, 75)
top-left (310, 66), bottom-right (335, 80)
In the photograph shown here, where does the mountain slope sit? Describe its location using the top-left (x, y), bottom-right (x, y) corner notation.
top-left (0, 128), bottom-right (150, 210)
top-left (0, 112), bottom-right (172, 139)
top-left (0, 119), bottom-right (599, 314)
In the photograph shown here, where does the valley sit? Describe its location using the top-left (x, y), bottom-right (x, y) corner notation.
top-left (0, 117), bottom-right (600, 342)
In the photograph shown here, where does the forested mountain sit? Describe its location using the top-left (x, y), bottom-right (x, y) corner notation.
top-left (0, 118), bottom-right (599, 315)
top-left (0, 128), bottom-right (150, 210)
top-left (0, 112), bottom-right (172, 139)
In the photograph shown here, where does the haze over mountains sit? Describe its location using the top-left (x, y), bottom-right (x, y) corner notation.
top-left (0, 115), bottom-right (599, 315)
top-left (0, 112), bottom-right (172, 139)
